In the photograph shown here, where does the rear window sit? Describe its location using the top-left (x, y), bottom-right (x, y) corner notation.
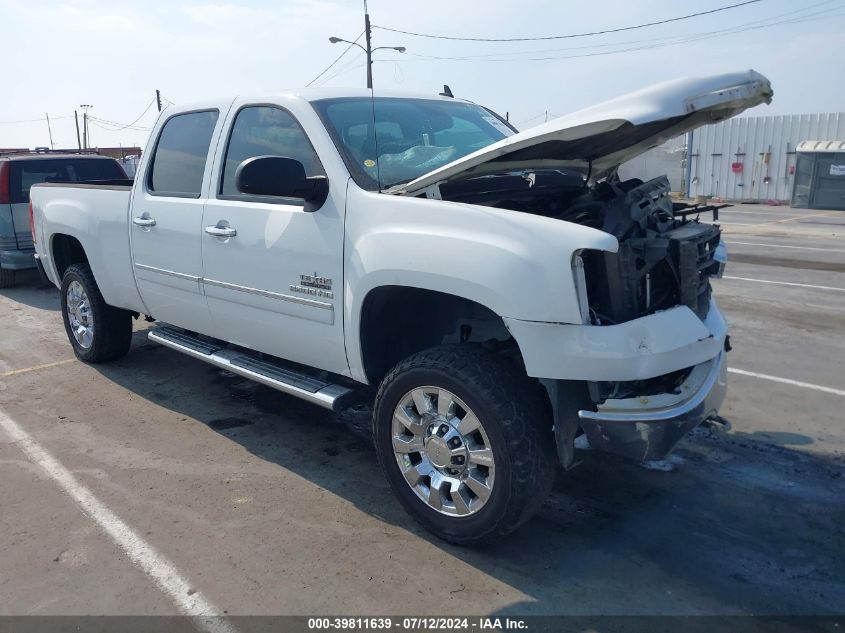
top-left (9, 158), bottom-right (126, 204)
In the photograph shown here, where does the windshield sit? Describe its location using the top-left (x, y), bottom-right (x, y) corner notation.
top-left (312, 97), bottom-right (515, 190)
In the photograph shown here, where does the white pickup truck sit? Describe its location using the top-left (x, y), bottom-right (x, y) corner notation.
top-left (30, 70), bottom-right (772, 544)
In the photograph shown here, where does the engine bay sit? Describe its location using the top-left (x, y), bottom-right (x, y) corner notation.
top-left (440, 171), bottom-right (724, 324)
top-left (441, 170), bottom-right (727, 404)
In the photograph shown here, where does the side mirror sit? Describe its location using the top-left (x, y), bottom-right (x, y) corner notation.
top-left (235, 155), bottom-right (329, 208)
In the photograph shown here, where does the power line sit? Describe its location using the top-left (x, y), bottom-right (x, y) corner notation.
top-left (88, 115), bottom-right (151, 130)
top-left (305, 30), bottom-right (365, 87)
top-left (321, 51), bottom-right (366, 85)
top-left (379, 4), bottom-right (844, 63)
top-left (373, 0), bottom-right (764, 42)
top-left (0, 115), bottom-right (73, 125)
top-left (88, 119), bottom-right (151, 133)
top-left (514, 112), bottom-right (560, 126)
top-left (88, 97), bottom-right (157, 132)
top-left (1, 95), bottom-right (159, 133)
top-left (398, 0), bottom-right (840, 60)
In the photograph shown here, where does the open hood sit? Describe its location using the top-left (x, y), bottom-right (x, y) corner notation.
top-left (391, 69), bottom-right (772, 195)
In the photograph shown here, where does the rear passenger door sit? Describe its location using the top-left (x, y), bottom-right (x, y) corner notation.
top-left (131, 109), bottom-right (225, 334)
top-left (200, 103), bottom-right (348, 375)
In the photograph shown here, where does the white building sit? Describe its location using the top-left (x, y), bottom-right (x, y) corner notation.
top-left (621, 112), bottom-right (845, 203)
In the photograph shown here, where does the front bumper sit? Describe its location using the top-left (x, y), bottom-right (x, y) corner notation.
top-left (504, 298), bottom-right (727, 382)
top-left (577, 350), bottom-right (728, 461)
top-left (0, 247), bottom-right (36, 271)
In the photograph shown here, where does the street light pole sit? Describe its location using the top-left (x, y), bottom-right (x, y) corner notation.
top-left (364, 12), bottom-right (373, 90)
top-left (328, 13), bottom-right (405, 90)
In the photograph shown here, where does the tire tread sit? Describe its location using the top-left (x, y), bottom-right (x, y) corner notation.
top-left (374, 345), bottom-right (556, 545)
top-left (61, 263), bottom-right (132, 363)
top-left (0, 267), bottom-right (15, 289)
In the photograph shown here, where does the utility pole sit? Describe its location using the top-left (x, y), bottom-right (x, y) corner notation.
top-left (156, 89), bottom-right (162, 112)
top-left (364, 10), bottom-right (373, 90)
top-left (45, 113), bottom-right (54, 149)
top-left (74, 110), bottom-right (82, 151)
top-left (328, 3), bottom-right (404, 90)
top-left (79, 104), bottom-right (93, 149)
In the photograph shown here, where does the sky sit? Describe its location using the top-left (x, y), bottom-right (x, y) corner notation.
top-left (0, 0), bottom-right (843, 150)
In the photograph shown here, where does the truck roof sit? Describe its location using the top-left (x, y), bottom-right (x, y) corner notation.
top-left (168, 87), bottom-right (473, 114)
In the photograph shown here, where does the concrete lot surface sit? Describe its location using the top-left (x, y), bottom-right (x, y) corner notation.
top-left (0, 204), bottom-right (843, 620)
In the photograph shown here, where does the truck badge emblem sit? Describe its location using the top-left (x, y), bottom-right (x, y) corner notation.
top-left (290, 272), bottom-right (333, 299)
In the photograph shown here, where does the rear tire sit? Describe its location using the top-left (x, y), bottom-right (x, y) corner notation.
top-left (0, 267), bottom-right (15, 289)
top-left (60, 263), bottom-right (133, 363)
top-left (373, 345), bottom-right (557, 545)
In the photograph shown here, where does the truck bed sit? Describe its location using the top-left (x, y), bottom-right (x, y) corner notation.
top-left (31, 182), bottom-right (144, 314)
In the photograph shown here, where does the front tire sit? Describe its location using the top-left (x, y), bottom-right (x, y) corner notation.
top-left (373, 345), bottom-right (557, 545)
top-left (60, 263), bottom-right (132, 363)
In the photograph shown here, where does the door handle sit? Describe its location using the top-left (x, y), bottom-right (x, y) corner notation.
top-left (204, 225), bottom-right (237, 238)
top-left (132, 216), bottom-right (156, 227)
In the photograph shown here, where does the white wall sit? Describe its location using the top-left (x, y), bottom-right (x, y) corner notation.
top-left (618, 112), bottom-right (845, 202)
top-left (618, 135), bottom-right (686, 192)
top-left (688, 112), bottom-right (845, 202)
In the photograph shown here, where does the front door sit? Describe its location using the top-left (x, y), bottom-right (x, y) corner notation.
top-left (200, 104), bottom-right (348, 376)
top-left (131, 109), bottom-right (225, 334)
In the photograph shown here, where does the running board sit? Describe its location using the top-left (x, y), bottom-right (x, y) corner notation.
top-left (148, 326), bottom-right (355, 412)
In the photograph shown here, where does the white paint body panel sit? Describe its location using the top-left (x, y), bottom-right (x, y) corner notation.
top-left (199, 96), bottom-right (350, 375)
top-left (396, 69), bottom-right (772, 194)
top-left (32, 185), bottom-right (146, 314)
top-left (342, 185), bottom-right (617, 382)
top-left (31, 75), bottom-right (759, 387)
top-left (128, 102), bottom-right (236, 335)
top-left (505, 299), bottom-right (728, 381)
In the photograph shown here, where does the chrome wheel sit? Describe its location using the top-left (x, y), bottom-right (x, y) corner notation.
top-left (392, 386), bottom-right (495, 517)
top-left (66, 280), bottom-right (94, 349)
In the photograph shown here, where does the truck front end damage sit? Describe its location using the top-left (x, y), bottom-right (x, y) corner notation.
top-left (578, 350), bottom-right (727, 462)
top-left (502, 176), bottom-right (730, 465)
top-left (574, 176), bottom-right (729, 461)
top-left (389, 70), bottom-right (775, 466)
top-left (507, 298), bottom-right (729, 465)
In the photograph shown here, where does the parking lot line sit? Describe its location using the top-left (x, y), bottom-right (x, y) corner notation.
top-left (728, 368), bottom-right (845, 398)
top-left (726, 241), bottom-right (845, 253)
top-left (0, 408), bottom-right (238, 633)
top-left (720, 209), bottom-right (797, 215)
top-left (722, 276), bottom-right (845, 292)
top-left (0, 358), bottom-right (76, 378)
top-left (761, 210), bottom-right (839, 226)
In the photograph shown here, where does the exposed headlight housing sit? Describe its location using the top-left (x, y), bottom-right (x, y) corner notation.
top-left (712, 240), bottom-right (728, 278)
top-left (572, 252), bottom-right (590, 324)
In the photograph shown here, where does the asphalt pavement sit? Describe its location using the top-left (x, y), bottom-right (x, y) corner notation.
top-left (0, 204), bottom-right (843, 623)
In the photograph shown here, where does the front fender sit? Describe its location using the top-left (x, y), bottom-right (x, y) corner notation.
top-left (343, 185), bottom-right (617, 382)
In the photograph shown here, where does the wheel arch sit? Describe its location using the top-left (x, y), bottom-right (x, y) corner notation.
top-left (51, 233), bottom-right (89, 280)
top-left (355, 284), bottom-right (522, 386)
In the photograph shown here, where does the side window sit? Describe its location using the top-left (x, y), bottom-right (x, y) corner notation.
top-left (220, 106), bottom-right (324, 196)
top-left (149, 110), bottom-right (218, 197)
